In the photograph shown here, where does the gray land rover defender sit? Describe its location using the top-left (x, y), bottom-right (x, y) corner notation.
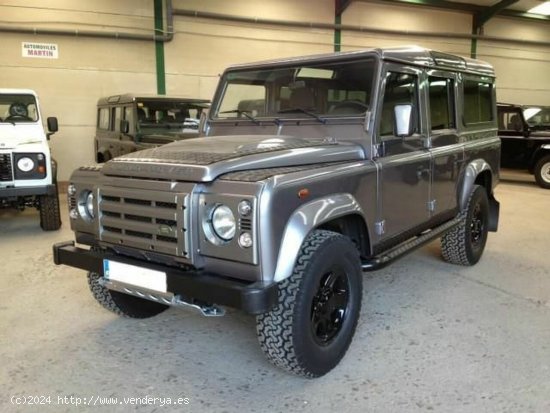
top-left (95, 94), bottom-right (210, 162)
top-left (54, 47), bottom-right (500, 377)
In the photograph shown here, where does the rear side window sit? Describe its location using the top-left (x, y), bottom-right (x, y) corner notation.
top-left (463, 80), bottom-right (493, 124)
top-left (428, 77), bottom-right (455, 130)
top-left (98, 108), bottom-right (109, 130)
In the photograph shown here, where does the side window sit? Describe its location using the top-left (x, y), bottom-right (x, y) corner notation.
top-left (98, 108), bottom-right (109, 130)
top-left (113, 106), bottom-right (122, 131)
top-left (428, 77), bottom-right (455, 131)
top-left (124, 106), bottom-right (134, 133)
top-left (463, 80), bottom-right (493, 124)
top-left (501, 110), bottom-right (523, 132)
top-left (380, 72), bottom-right (419, 136)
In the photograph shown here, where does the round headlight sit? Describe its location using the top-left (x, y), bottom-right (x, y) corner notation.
top-left (85, 192), bottom-right (95, 218)
top-left (17, 157), bottom-right (35, 172)
top-left (211, 204), bottom-right (236, 241)
top-left (238, 200), bottom-right (252, 216)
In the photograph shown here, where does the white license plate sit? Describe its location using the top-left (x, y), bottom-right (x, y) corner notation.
top-left (103, 260), bottom-right (167, 293)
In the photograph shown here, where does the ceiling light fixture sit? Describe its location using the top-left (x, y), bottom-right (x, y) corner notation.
top-left (528, 1), bottom-right (550, 15)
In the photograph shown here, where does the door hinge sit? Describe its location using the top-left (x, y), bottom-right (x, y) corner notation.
top-left (375, 220), bottom-right (385, 236)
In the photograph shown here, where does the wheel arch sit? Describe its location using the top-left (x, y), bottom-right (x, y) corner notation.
top-left (272, 193), bottom-right (371, 282)
top-left (96, 147), bottom-right (111, 163)
top-left (531, 145), bottom-right (550, 168)
top-left (459, 159), bottom-right (499, 232)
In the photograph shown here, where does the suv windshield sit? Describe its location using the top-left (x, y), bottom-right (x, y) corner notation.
top-left (523, 106), bottom-right (550, 130)
top-left (214, 58), bottom-right (376, 121)
top-left (137, 100), bottom-right (207, 131)
top-left (0, 94), bottom-right (39, 123)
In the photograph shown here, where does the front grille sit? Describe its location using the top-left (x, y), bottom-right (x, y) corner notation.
top-left (0, 154), bottom-right (13, 181)
top-left (99, 187), bottom-right (188, 258)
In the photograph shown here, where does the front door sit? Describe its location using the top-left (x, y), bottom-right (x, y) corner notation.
top-left (375, 66), bottom-right (431, 243)
top-left (498, 106), bottom-right (529, 168)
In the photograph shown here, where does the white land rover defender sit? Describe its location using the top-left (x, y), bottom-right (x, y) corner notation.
top-left (0, 89), bottom-right (61, 230)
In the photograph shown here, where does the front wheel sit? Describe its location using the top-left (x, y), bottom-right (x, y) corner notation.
top-left (534, 155), bottom-right (550, 189)
top-left (38, 192), bottom-right (61, 231)
top-left (441, 185), bottom-right (489, 265)
top-left (88, 272), bottom-right (169, 318)
top-left (256, 230), bottom-right (362, 377)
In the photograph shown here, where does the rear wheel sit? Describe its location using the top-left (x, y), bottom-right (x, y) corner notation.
top-left (87, 272), bottom-right (169, 318)
top-left (256, 230), bottom-right (362, 377)
top-left (441, 185), bottom-right (489, 265)
top-left (38, 191), bottom-right (61, 231)
top-left (534, 155), bottom-right (550, 189)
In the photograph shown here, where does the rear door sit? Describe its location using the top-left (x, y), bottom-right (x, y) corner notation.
top-left (426, 71), bottom-right (462, 217)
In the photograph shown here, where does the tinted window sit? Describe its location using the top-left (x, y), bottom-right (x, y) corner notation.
top-left (98, 108), bottom-right (109, 130)
top-left (380, 72), bottom-right (419, 136)
top-left (113, 107), bottom-right (122, 131)
top-left (429, 77), bottom-right (455, 131)
top-left (214, 59), bottom-right (376, 118)
top-left (463, 80), bottom-right (493, 124)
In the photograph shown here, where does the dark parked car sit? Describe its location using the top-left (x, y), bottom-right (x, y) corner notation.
top-left (497, 103), bottom-right (550, 189)
top-left (95, 94), bottom-right (210, 162)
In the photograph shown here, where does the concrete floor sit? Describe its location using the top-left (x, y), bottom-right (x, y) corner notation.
top-left (1, 172), bottom-right (549, 413)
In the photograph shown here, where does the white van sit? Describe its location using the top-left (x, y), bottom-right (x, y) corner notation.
top-left (0, 89), bottom-right (61, 230)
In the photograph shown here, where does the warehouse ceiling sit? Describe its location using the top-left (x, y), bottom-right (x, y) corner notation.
top-left (341, 0), bottom-right (550, 21)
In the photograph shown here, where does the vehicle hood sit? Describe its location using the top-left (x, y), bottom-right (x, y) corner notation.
top-left (139, 131), bottom-right (198, 144)
top-left (101, 134), bottom-right (365, 182)
top-left (0, 123), bottom-right (46, 150)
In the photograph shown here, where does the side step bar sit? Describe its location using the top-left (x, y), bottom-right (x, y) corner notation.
top-left (362, 218), bottom-right (461, 272)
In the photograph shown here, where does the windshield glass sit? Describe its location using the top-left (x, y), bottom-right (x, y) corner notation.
top-left (213, 58), bottom-right (376, 120)
top-left (0, 94), bottom-right (39, 123)
top-left (523, 106), bottom-right (550, 129)
top-left (136, 100), bottom-right (208, 131)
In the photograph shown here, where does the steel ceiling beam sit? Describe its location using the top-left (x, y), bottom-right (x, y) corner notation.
top-left (336, 0), bottom-right (354, 15)
top-left (475, 0), bottom-right (518, 28)
top-left (357, 0), bottom-right (549, 22)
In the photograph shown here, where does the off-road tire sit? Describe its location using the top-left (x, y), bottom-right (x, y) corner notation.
top-left (534, 155), bottom-right (550, 189)
top-left (441, 185), bottom-right (489, 265)
top-left (256, 230), bottom-right (362, 378)
top-left (38, 192), bottom-right (61, 231)
top-left (87, 271), bottom-right (169, 318)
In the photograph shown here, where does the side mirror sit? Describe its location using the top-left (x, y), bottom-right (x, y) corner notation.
top-left (120, 119), bottom-right (129, 134)
top-left (46, 117), bottom-right (58, 139)
top-left (394, 104), bottom-right (414, 137)
top-left (199, 109), bottom-right (209, 135)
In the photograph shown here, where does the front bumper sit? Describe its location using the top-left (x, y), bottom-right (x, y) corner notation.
top-left (0, 184), bottom-right (56, 198)
top-left (52, 241), bottom-right (278, 315)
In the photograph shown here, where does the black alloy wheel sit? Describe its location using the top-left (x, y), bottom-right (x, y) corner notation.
top-left (311, 269), bottom-right (350, 346)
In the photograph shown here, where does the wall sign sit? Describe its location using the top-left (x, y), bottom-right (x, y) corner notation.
top-left (22, 42), bottom-right (59, 59)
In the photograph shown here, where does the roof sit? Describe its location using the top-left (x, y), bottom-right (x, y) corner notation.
top-left (224, 46), bottom-right (495, 77)
top-left (97, 93), bottom-right (210, 106)
top-left (0, 88), bottom-right (38, 96)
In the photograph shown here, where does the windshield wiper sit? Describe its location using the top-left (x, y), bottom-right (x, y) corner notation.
top-left (277, 108), bottom-right (326, 124)
top-left (0, 118), bottom-right (15, 126)
top-left (219, 109), bottom-right (259, 124)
